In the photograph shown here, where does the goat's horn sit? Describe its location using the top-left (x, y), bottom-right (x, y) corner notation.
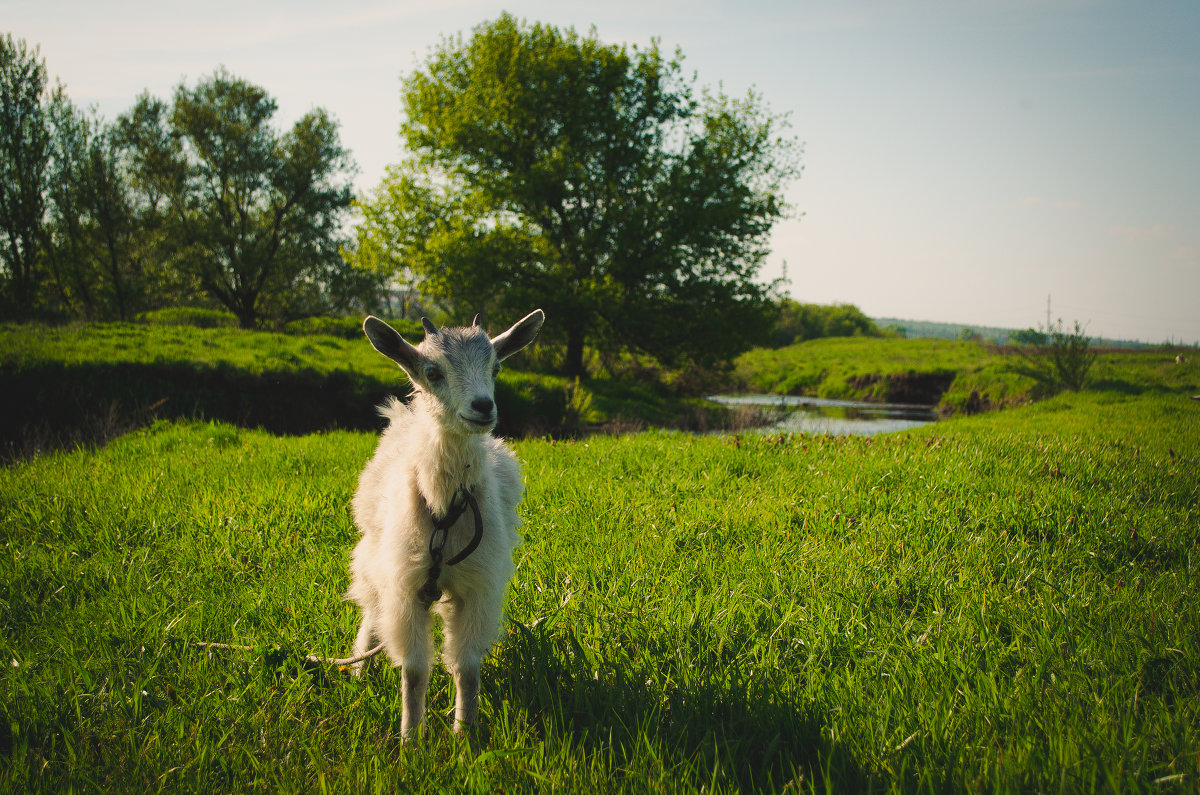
top-left (421, 317), bottom-right (438, 336)
top-left (471, 313), bottom-right (482, 328)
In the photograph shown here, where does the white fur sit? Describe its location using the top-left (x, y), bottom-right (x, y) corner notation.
top-left (346, 310), bottom-right (543, 740)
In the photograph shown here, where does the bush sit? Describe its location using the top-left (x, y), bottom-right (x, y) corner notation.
top-left (282, 315), bottom-right (427, 341)
top-left (136, 307), bottom-right (238, 329)
top-left (1009, 320), bottom-right (1097, 395)
top-left (282, 315), bottom-right (365, 339)
top-left (770, 300), bottom-right (880, 347)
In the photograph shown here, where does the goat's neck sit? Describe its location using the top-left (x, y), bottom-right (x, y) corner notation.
top-left (411, 393), bottom-right (486, 514)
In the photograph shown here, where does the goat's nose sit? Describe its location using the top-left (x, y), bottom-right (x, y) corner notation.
top-left (471, 397), bottom-right (495, 415)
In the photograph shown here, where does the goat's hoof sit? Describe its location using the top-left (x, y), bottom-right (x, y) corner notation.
top-left (454, 722), bottom-right (482, 754)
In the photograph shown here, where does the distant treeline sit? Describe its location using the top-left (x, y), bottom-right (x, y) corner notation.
top-left (875, 317), bottom-right (1173, 349)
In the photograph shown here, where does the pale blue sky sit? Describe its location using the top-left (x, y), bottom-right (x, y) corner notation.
top-left (10, 0), bottom-right (1199, 342)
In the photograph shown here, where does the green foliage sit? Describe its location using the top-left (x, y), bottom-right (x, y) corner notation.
top-left (1009, 320), bottom-right (1099, 395)
top-left (0, 321), bottom-right (731, 459)
top-left (136, 307), bottom-right (238, 328)
top-left (735, 337), bottom-right (988, 404)
top-left (279, 315), bottom-right (428, 341)
top-left (3, 42), bottom-right (373, 326)
top-left (281, 314), bottom-right (367, 339)
top-left (0, 34), bottom-right (51, 316)
top-left (735, 335), bottom-right (1198, 415)
top-left (1011, 327), bottom-right (1047, 346)
top-left (770, 300), bottom-right (880, 347)
top-left (123, 69), bottom-right (369, 328)
top-left (39, 92), bottom-right (178, 322)
top-left (354, 14), bottom-right (800, 375)
top-left (2, 393), bottom-right (1197, 791)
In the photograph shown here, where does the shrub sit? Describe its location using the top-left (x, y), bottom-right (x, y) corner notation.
top-left (282, 315), bottom-right (426, 340)
top-left (770, 300), bottom-right (881, 347)
top-left (136, 307), bottom-right (238, 328)
top-left (1009, 319), bottom-right (1097, 394)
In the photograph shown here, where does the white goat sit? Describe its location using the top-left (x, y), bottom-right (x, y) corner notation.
top-left (347, 310), bottom-right (544, 740)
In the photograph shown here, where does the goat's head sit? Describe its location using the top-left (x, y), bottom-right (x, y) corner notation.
top-left (362, 310), bottom-right (545, 434)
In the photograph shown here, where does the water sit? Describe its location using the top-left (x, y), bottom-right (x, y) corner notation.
top-left (707, 394), bottom-right (937, 436)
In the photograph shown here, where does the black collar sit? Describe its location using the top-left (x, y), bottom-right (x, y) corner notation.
top-left (418, 486), bottom-right (484, 606)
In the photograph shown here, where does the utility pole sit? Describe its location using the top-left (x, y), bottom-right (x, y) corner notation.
top-left (1046, 294), bottom-right (1051, 331)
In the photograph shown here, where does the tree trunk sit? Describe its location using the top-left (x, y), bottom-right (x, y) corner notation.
top-left (564, 319), bottom-right (586, 378)
top-left (235, 303), bottom-right (257, 329)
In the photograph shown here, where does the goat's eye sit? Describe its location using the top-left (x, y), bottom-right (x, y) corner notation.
top-left (424, 364), bottom-right (443, 383)
top-left (492, 363), bottom-right (501, 379)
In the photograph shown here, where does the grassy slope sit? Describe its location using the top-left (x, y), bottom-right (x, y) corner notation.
top-left (3, 390), bottom-right (1197, 792)
top-left (1, 323), bottom-right (730, 454)
top-left (1, 322), bottom-right (377, 374)
top-left (734, 336), bottom-right (1199, 413)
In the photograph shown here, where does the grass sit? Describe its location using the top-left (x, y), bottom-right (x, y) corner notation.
top-left (734, 337), bottom-right (1004, 404)
top-left (1, 322), bottom-right (737, 458)
top-left (3, 389), bottom-right (1198, 792)
top-left (734, 336), bottom-right (1199, 414)
top-left (0, 321), bottom-right (401, 378)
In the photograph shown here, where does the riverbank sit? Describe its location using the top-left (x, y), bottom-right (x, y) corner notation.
top-left (0, 322), bottom-right (738, 460)
top-left (732, 335), bottom-right (1199, 414)
top-left (4, 322), bottom-right (1196, 460)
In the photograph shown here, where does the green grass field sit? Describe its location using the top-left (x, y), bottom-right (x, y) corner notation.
top-left (3, 386), bottom-right (1197, 792)
top-left (734, 336), bottom-right (1199, 414)
top-left (0, 322), bottom-right (736, 458)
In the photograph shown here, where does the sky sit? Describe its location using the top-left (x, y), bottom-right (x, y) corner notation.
top-left (8, 0), bottom-right (1199, 343)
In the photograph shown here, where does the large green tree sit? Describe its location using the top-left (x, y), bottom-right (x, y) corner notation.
top-left (40, 96), bottom-right (171, 321)
top-left (0, 34), bottom-right (51, 315)
top-left (354, 15), bottom-right (800, 375)
top-left (125, 69), bottom-right (365, 328)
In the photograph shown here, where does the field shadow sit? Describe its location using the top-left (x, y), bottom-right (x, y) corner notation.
top-left (487, 620), bottom-right (873, 793)
top-left (2, 361), bottom-right (396, 461)
top-left (2, 361), bottom-right (571, 462)
top-left (1087, 377), bottom-right (1150, 396)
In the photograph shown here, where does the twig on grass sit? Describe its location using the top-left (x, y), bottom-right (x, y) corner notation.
top-left (192, 640), bottom-right (385, 667)
top-left (893, 732), bottom-right (919, 754)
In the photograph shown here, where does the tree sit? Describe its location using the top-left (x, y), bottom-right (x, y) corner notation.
top-left (0, 34), bottom-right (51, 316)
top-left (355, 15), bottom-right (800, 375)
top-left (39, 94), bottom-right (157, 321)
top-left (769, 300), bottom-right (879, 347)
top-left (129, 69), bottom-right (363, 328)
top-left (1011, 328), bottom-right (1047, 346)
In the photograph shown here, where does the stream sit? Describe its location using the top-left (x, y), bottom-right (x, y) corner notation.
top-left (706, 394), bottom-right (938, 436)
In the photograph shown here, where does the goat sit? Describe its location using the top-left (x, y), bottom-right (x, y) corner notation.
top-left (347, 310), bottom-right (544, 740)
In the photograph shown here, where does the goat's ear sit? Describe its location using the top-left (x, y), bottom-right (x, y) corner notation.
top-left (363, 316), bottom-right (421, 375)
top-left (491, 309), bottom-right (545, 361)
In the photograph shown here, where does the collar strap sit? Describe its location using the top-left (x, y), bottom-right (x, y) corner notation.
top-left (419, 486), bottom-right (484, 606)
top-left (432, 487), bottom-right (483, 566)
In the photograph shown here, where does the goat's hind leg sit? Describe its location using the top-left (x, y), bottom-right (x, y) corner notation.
top-left (350, 605), bottom-right (377, 677)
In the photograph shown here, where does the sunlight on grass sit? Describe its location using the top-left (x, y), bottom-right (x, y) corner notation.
top-left (2, 391), bottom-right (1197, 791)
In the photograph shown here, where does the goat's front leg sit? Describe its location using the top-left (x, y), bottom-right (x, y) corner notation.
top-left (452, 660), bottom-right (481, 731)
top-left (438, 589), bottom-right (502, 735)
top-left (401, 662), bottom-right (431, 740)
top-left (379, 593), bottom-right (434, 742)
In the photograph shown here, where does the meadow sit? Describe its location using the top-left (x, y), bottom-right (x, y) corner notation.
top-left (733, 336), bottom-right (1199, 414)
top-left (0, 321), bottom-right (734, 460)
top-left (2, 383), bottom-right (1198, 792)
